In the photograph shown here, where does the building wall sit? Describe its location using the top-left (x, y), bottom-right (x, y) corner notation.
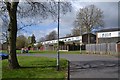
top-left (117, 43), bottom-right (120, 52)
top-left (41, 36), bottom-right (82, 45)
top-left (97, 31), bottom-right (120, 38)
top-left (0, 43), bottom-right (7, 50)
top-left (98, 37), bottom-right (120, 43)
top-left (97, 31), bottom-right (120, 43)
top-left (82, 33), bottom-right (96, 44)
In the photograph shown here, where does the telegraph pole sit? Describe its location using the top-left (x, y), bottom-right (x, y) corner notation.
top-left (57, 0), bottom-right (60, 71)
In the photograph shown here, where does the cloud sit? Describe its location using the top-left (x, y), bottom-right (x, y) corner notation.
top-left (18, 1), bottom-right (118, 42)
top-left (61, 2), bottom-right (118, 30)
top-left (59, 2), bottom-right (118, 35)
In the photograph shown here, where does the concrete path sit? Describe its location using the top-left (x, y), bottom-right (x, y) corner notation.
top-left (18, 53), bottom-right (119, 79)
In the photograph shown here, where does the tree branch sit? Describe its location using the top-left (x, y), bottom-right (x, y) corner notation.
top-left (5, 2), bottom-right (11, 11)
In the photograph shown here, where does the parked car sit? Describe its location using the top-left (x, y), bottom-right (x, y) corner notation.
top-left (0, 52), bottom-right (9, 60)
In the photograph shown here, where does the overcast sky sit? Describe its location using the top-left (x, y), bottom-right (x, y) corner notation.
top-left (0, 0), bottom-right (119, 42)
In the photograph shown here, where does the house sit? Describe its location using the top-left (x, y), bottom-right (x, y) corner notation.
top-left (96, 28), bottom-right (120, 43)
top-left (41, 36), bottom-right (82, 51)
top-left (41, 33), bottom-right (96, 51)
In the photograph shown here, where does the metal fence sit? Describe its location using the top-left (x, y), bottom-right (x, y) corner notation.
top-left (86, 43), bottom-right (119, 54)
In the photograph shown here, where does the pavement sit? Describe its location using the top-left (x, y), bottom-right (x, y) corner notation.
top-left (18, 53), bottom-right (120, 79)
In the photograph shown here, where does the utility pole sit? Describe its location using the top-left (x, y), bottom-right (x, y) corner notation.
top-left (57, 0), bottom-right (60, 71)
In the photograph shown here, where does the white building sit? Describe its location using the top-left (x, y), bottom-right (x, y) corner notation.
top-left (96, 28), bottom-right (120, 43)
top-left (41, 36), bottom-right (82, 45)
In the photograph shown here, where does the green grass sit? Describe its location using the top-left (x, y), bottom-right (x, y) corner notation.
top-left (2, 56), bottom-right (68, 79)
top-left (18, 50), bottom-right (57, 54)
top-left (0, 50), bottom-right (8, 53)
top-left (16, 50), bottom-right (85, 54)
top-left (1, 50), bottom-right (86, 54)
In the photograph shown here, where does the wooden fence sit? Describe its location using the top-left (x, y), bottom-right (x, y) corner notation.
top-left (86, 43), bottom-right (120, 54)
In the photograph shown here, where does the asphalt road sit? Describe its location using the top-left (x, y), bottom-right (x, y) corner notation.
top-left (18, 53), bottom-right (118, 61)
top-left (18, 53), bottom-right (119, 79)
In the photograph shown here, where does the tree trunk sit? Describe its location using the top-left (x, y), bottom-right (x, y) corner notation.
top-left (87, 28), bottom-right (90, 44)
top-left (88, 33), bottom-right (90, 44)
top-left (7, 2), bottom-right (20, 69)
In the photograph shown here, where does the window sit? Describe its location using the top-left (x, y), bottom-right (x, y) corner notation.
top-left (102, 34), bottom-right (104, 37)
top-left (109, 33), bottom-right (111, 37)
top-left (68, 39), bottom-right (71, 41)
top-left (119, 32), bottom-right (120, 36)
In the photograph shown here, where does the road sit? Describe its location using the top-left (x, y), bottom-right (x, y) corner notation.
top-left (18, 53), bottom-right (118, 61)
top-left (18, 53), bottom-right (119, 79)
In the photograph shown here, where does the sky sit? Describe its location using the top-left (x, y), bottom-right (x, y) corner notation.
top-left (0, 0), bottom-right (119, 42)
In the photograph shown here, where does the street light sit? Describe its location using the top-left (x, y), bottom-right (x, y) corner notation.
top-left (57, 0), bottom-right (60, 71)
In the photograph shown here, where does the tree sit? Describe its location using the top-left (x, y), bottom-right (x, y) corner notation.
top-left (31, 34), bottom-right (36, 44)
top-left (65, 33), bottom-right (72, 37)
top-left (0, 12), bottom-right (34, 44)
top-left (36, 43), bottom-right (42, 49)
top-left (0, 14), bottom-right (9, 41)
top-left (16, 35), bottom-right (28, 49)
top-left (0, 0), bottom-right (71, 69)
top-left (71, 27), bottom-right (80, 36)
top-left (27, 34), bottom-right (36, 47)
top-left (45, 30), bottom-right (57, 41)
top-left (39, 37), bottom-right (45, 42)
top-left (74, 5), bottom-right (104, 44)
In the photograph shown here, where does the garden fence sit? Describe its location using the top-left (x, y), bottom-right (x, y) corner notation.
top-left (86, 43), bottom-right (120, 54)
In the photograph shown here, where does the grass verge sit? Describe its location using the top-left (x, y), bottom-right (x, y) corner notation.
top-left (2, 56), bottom-right (68, 79)
top-left (16, 50), bottom-right (85, 54)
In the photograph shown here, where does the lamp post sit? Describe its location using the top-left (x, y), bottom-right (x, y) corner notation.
top-left (57, 0), bottom-right (60, 71)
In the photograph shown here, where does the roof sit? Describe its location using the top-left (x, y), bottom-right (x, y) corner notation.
top-left (82, 33), bottom-right (96, 35)
top-left (97, 28), bottom-right (120, 32)
top-left (59, 35), bottom-right (80, 39)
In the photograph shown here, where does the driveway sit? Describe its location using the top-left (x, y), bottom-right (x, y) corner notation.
top-left (18, 53), bottom-right (119, 79)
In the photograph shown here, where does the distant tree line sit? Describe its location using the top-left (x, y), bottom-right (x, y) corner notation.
top-left (16, 34), bottom-right (36, 50)
top-left (39, 30), bottom-right (57, 42)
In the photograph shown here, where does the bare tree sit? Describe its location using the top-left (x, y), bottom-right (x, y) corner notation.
top-left (46, 30), bottom-right (57, 41)
top-left (0, 14), bottom-right (9, 43)
top-left (0, 13), bottom-right (34, 45)
top-left (72, 27), bottom-right (80, 36)
top-left (74, 5), bottom-right (104, 44)
top-left (65, 33), bottom-right (72, 37)
top-left (0, 0), bottom-right (71, 69)
top-left (39, 37), bottom-right (45, 42)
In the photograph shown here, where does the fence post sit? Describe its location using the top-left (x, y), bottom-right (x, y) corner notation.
top-left (95, 44), bottom-right (96, 54)
top-left (68, 61), bottom-right (70, 80)
top-left (116, 43), bottom-right (118, 55)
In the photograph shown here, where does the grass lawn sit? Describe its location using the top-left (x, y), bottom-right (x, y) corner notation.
top-left (16, 50), bottom-right (85, 54)
top-left (2, 56), bottom-right (68, 79)
top-left (1, 50), bottom-right (86, 54)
